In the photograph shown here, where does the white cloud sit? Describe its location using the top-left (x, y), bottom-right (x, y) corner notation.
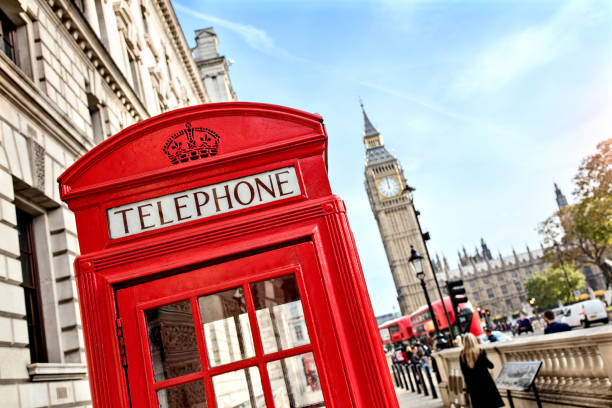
top-left (174, 3), bottom-right (276, 52)
top-left (451, 1), bottom-right (605, 97)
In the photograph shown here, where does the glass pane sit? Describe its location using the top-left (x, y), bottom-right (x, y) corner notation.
top-left (212, 367), bottom-right (265, 408)
top-left (267, 353), bottom-right (325, 408)
top-left (251, 275), bottom-right (310, 354)
top-left (199, 287), bottom-right (254, 367)
top-left (145, 300), bottom-right (201, 382)
top-left (156, 380), bottom-right (207, 408)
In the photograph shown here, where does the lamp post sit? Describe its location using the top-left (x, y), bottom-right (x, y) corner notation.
top-left (409, 245), bottom-right (448, 349)
top-left (404, 185), bottom-right (454, 344)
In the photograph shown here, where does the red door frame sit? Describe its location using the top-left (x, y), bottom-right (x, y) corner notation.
top-left (117, 242), bottom-right (351, 407)
top-left (58, 103), bottom-right (399, 408)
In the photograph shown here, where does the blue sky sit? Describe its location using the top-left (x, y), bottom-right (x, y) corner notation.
top-left (173, 0), bottom-right (612, 315)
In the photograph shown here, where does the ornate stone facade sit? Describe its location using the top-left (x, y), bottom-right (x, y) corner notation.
top-left (0, 0), bottom-right (233, 406)
top-left (435, 242), bottom-right (547, 321)
top-left (362, 105), bottom-right (438, 315)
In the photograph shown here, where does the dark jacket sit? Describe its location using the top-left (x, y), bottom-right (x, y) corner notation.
top-left (544, 321), bottom-right (571, 334)
top-left (460, 350), bottom-right (504, 408)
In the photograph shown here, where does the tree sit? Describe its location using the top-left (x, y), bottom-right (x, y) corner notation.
top-left (524, 265), bottom-right (585, 309)
top-left (538, 139), bottom-right (612, 286)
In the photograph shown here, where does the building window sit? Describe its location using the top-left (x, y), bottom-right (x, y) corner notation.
top-left (497, 274), bottom-right (504, 282)
top-left (17, 209), bottom-right (48, 363)
top-left (0, 8), bottom-right (17, 64)
top-left (487, 288), bottom-right (494, 299)
top-left (470, 281), bottom-right (476, 288)
top-left (87, 92), bottom-right (105, 144)
top-left (141, 5), bottom-right (149, 34)
top-left (473, 292), bottom-right (480, 302)
top-left (501, 285), bottom-right (508, 295)
top-left (127, 48), bottom-right (142, 98)
top-left (294, 325), bottom-right (304, 341)
top-left (165, 52), bottom-right (172, 81)
top-left (512, 271), bottom-right (518, 278)
top-left (514, 282), bottom-right (522, 292)
top-left (505, 299), bottom-right (513, 310)
top-left (483, 278), bottom-right (489, 285)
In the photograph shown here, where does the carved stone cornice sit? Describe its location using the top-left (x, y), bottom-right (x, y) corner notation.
top-left (46, 0), bottom-right (149, 121)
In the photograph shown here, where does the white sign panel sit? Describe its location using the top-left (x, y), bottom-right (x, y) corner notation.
top-left (108, 166), bottom-right (301, 239)
top-left (380, 328), bottom-right (391, 342)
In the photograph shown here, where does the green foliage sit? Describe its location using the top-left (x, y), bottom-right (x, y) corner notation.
top-left (524, 265), bottom-right (585, 309)
top-left (538, 139), bottom-right (612, 285)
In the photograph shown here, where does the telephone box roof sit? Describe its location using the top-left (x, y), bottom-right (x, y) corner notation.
top-left (58, 102), bottom-right (326, 201)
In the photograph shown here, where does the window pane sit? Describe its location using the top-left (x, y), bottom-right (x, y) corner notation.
top-left (157, 380), bottom-right (207, 408)
top-left (251, 275), bottom-right (310, 354)
top-left (199, 287), bottom-right (254, 367)
top-left (267, 353), bottom-right (325, 408)
top-left (212, 367), bottom-right (265, 408)
top-left (145, 300), bottom-right (201, 382)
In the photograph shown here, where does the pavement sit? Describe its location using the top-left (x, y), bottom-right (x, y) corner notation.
top-left (396, 387), bottom-right (443, 408)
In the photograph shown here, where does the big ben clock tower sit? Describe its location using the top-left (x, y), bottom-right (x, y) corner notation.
top-left (362, 104), bottom-right (438, 315)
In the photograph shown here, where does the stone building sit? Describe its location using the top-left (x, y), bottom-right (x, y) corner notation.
top-left (0, 0), bottom-right (233, 406)
top-left (435, 241), bottom-right (547, 321)
top-left (192, 27), bottom-right (236, 103)
top-left (362, 104), bottom-right (438, 315)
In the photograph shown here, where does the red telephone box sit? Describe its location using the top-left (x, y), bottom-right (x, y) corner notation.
top-left (58, 103), bottom-right (399, 408)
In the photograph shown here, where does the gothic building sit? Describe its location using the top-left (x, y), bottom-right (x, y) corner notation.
top-left (435, 242), bottom-right (547, 321)
top-left (362, 104), bottom-right (438, 315)
top-left (434, 184), bottom-right (606, 321)
top-left (0, 1), bottom-right (234, 406)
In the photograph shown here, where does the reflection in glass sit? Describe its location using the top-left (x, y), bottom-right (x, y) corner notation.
top-left (213, 367), bottom-right (265, 408)
top-left (251, 275), bottom-right (310, 354)
top-left (156, 380), bottom-right (207, 408)
top-left (199, 287), bottom-right (254, 367)
top-left (145, 300), bottom-right (201, 382)
top-left (267, 353), bottom-right (325, 408)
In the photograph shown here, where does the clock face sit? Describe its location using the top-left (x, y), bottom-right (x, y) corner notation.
top-left (378, 177), bottom-right (400, 197)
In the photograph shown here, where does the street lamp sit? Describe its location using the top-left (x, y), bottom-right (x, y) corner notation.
top-left (409, 245), bottom-right (448, 349)
top-left (404, 184), bottom-right (454, 344)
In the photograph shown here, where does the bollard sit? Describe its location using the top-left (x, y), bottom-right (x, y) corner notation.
top-left (418, 364), bottom-right (429, 396)
top-left (391, 364), bottom-right (400, 388)
top-left (398, 364), bottom-right (409, 389)
top-left (424, 364), bottom-right (438, 399)
top-left (393, 364), bottom-right (406, 388)
top-left (403, 363), bottom-right (415, 393)
top-left (411, 364), bottom-right (422, 394)
top-left (431, 355), bottom-right (442, 384)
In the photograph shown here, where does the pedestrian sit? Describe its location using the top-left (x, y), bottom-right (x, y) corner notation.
top-left (484, 328), bottom-right (498, 342)
top-left (543, 310), bottom-right (571, 334)
top-left (410, 345), bottom-right (422, 365)
top-left (459, 333), bottom-right (504, 408)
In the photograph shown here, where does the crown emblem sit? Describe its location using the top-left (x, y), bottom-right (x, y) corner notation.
top-left (162, 122), bottom-right (221, 165)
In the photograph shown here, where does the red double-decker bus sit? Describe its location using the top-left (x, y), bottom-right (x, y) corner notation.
top-left (409, 296), bottom-right (483, 341)
top-left (378, 316), bottom-right (413, 351)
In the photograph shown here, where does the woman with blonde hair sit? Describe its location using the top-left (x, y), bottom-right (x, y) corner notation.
top-left (459, 333), bottom-right (504, 407)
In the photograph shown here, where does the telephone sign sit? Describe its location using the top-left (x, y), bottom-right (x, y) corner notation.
top-left (59, 103), bottom-right (399, 408)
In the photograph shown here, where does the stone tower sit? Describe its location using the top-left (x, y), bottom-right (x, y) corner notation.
top-left (554, 182), bottom-right (568, 209)
top-left (362, 104), bottom-right (438, 315)
top-left (192, 28), bottom-right (237, 102)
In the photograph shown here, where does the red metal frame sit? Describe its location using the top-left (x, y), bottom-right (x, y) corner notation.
top-left (59, 102), bottom-right (399, 407)
top-left (118, 243), bottom-right (344, 407)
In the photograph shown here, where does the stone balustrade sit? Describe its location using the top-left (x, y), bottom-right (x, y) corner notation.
top-left (433, 325), bottom-right (612, 407)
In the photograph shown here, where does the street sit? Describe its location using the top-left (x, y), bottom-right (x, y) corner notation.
top-left (397, 387), bottom-right (443, 408)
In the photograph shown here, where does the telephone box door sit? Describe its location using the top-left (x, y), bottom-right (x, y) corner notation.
top-left (116, 242), bottom-right (351, 408)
